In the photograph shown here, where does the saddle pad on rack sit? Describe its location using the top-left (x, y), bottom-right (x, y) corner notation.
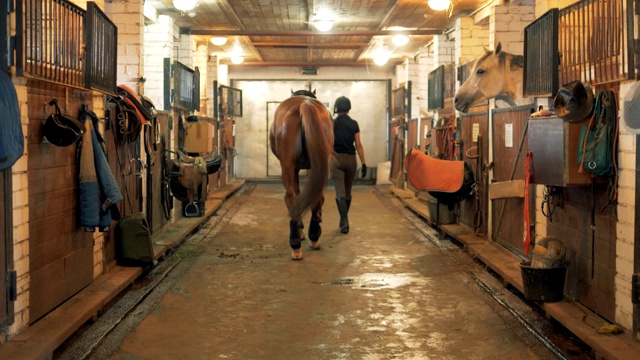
top-left (405, 148), bottom-right (464, 192)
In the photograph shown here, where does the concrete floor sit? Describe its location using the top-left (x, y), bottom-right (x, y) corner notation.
top-left (62, 183), bottom-right (568, 359)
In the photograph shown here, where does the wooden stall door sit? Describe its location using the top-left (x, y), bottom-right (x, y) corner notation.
top-left (148, 112), bottom-right (172, 235)
top-left (459, 111), bottom-right (489, 234)
top-left (389, 118), bottom-right (405, 184)
top-left (406, 119), bottom-right (418, 151)
top-left (419, 117), bottom-right (432, 154)
top-left (491, 106), bottom-right (532, 256)
top-left (0, 170), bottom-right (8, 326)
top-left (28, 81), bottom-right (93, 322)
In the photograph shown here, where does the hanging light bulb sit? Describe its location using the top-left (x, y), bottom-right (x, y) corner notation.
top-left (314, 9), bottom-right (335, 32)
top-left (373, 49), bottom-right (390, 66)
top-left (314, 19), bottom-right (334, 32)
top-left (428, 0), bottom-right (451, 11)
top-left (173, 0), bottom-right (197, 11)
top-left (210, 37), bottom-right (228, 46)
top-left (231, 56), bottom-right (245, 64)
top-left (392, 34), bottom-right (409, 46)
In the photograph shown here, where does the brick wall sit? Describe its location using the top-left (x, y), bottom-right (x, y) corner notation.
top-left (454, 17), bottom-right (489, 65)
top-left (144, 15), bottom-right (177, 110)
top-left (105, 0), bottom-right (144, 90)
top-left (614, 81), bottom-right (636, 330)
top-left (490, 5), bottom-right (535, 54)
top-left (8, 80), bottom-right (29, 336)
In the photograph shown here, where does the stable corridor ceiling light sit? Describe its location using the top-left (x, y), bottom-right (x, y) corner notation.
top-left (314, 19), bottom-right (334, 32)
top-left (428, 0), bottom-right (451, 11)
top-left (210, 37), bottom-right (228, 46)
top-left (173, 0), bottom-right (197, 11)
top-left (314, 9), bottom-right (335, 32)
top-left (373, 50), bottom-right (390, 66)
top-left (392, 34), bottom-right (409, 46)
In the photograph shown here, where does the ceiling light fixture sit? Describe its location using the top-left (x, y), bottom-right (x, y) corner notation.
top-left (173, 0), bottom-right (197, 12)
top-left (314, 19), bottom-right (334, 32)
top-left (428, 0), bottom-right (451, 11)
top-left (210, 37), bottom-right (228, 46)
top-left (373, 50), bottom-right (390, 66)
top-left (314, 9), bottom-right (335, 32)
top-left (231, 56), bottom-right (245, 64)
top-left (392, 34), bottom-right (409, 46)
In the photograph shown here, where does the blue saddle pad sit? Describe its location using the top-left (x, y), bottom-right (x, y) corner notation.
top-left (0, 71), bottom-right (23, 171)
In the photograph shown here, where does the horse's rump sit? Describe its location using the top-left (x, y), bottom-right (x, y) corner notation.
top-left (405, 148), bottom-right (475, 205)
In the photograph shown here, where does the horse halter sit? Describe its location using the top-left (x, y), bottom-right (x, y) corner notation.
top-left (291, 89), bottom-right (317, 99)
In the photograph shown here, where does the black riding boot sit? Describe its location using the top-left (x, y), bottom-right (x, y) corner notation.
top-left (336, 198), bottom-right (349, 234)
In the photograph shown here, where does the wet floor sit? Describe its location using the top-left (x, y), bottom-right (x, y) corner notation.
top-left (58, 183), bottom-right (573, 359)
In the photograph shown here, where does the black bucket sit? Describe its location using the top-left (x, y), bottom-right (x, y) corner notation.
top-left (520, 261), bottom-right (567, 302)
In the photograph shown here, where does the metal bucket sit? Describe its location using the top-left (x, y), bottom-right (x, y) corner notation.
top-left (520, 261), bottom-right (567, 302)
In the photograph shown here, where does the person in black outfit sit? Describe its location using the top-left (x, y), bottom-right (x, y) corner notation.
top-left (331, 96), bottom-right (366, 234)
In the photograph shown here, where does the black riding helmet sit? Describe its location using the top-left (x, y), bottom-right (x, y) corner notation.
top-left (334, 96), bottom-right (351, 114)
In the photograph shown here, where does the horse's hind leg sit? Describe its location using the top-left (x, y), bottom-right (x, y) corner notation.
top-left (283, 166), bottom-right (304, 260)
top-left (308, 195), bottom-right (324, 250)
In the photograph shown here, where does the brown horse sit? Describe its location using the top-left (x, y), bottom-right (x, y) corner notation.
top-left (454, 42), bottom-right (527, 113)
top-left (269, 90), bottom-right (334, 260)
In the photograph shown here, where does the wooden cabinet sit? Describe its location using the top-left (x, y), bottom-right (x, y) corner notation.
top-left (527, 116), bottom-right (592, 186)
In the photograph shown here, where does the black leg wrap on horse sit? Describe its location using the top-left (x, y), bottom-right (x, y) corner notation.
top-left (309, 219), bottom-right (322, 241)
top-left (289, 220), bottom-right (302, 249)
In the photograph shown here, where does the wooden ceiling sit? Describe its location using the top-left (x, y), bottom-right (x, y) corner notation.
top-left (146, 0), bottom-right (486, 67)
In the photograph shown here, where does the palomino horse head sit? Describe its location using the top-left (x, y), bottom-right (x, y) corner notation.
top-left (454, 42), bottom-right (525, 113)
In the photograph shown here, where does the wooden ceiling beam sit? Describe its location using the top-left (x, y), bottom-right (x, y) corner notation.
top-left (251, 42), bottom-right (369, 48)
top-left (185, 29), bottom-right (444, 36)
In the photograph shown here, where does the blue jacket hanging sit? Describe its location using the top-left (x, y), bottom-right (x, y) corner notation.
top-left (78, 109), bottom-right (122, 231)
top-left (0, 71), bottom-right (23, 171)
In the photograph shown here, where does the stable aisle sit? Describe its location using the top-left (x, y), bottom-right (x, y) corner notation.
top-left (64, 183), bottom-right (564, 359)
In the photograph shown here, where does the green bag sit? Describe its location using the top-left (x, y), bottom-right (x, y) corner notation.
top-left (576, 90), bottom-right (617, 177)
top-left (114, 212), bottom-right (155, 267)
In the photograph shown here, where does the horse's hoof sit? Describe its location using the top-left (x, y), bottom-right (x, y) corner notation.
top-left (309, 240), bottom-right (321, 250)
top-left (340, 226), bottom-right (349, 234)
top-left (291, 249), bottom-right (303, 260)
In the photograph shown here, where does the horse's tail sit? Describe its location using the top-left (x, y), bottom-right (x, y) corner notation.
top-left (289, 100), bottom-right (333, 220)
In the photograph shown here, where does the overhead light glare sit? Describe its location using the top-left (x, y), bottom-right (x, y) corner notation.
top-left (211, 37), bottom-right (228, 46)
top-left (314, 19), bottom-right (334, 32)
top-left (173, 0), bottom-right (197, 11)
top-left (231, 56), bottom-right (244, 64)
top-left (428, 0), bottom-right (451, 11)
top-left (373, 50), bottom-right (390, 66)
top-left (392, 34), bottom-right (409, 46)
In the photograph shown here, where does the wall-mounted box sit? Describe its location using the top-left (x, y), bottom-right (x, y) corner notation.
top-left (527, 116), bottom-right (592, 186)
top-left (184, 122), bottom-right (214, 154)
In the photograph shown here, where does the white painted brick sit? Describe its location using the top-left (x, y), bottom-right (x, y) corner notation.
top-left (617, 203), bottom-right (634, 224)
top-left (614, 303), bottom-right (632, 331)
top-left (617, 169), bottom-right (634, 188)
top-left (616, 255), bottom-right (634, 276)
top-left (618, 133), bottom-right (634, 152)
top-left (12, 189), bottom-right (28, 208)
top-left (618, 151), bottom-right (635, 170)
top-left (616, 235), bottom-right (633, 260)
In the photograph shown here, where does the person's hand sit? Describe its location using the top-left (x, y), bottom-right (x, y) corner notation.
top-left (361, 164), bottom-right (367, 178)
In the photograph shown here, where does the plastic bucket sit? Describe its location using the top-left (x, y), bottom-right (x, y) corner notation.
top-left (520, 261), bottom-right (567, 302)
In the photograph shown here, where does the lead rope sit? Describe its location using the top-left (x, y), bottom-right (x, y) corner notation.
top-left (523, 150), bottom-right (533, 255)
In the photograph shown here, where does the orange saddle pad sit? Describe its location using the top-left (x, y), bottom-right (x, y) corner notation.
top-left (405, 149), bottom-right (465, 192)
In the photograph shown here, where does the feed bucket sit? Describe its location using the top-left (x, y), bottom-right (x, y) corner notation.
top-left (520, 261), bottom-right (567, 302)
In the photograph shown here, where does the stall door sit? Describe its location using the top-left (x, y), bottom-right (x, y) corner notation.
top-left (491, 106), bottom-right (533, 256)
top-left (0, 169), bottom-right (8, 326)
top-left (459, 111), bottom-right (489, 235)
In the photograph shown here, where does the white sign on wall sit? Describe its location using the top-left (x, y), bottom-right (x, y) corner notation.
top-left (472, 123), bottom-right (479, 142)
top-left (505, 123), bottom-right (513, 148)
